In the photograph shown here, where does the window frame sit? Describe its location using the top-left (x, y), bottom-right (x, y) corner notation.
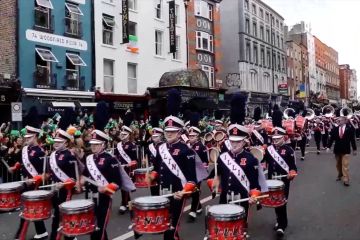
top-left (102, 15), bottom-right (115, 45)
top-left (35, 47), bottom-right (58, 62)
top-left (155, 0), bottom-right (162, 19)
top-left (65, 2), bottom-right (83, 16)
top-left (103, 59), bottom-right (114, 92)
top-left (196, 31), bottom-right (214, 53)
top-left (155, 30), bottom-right (164, 56)
top-left (66, 53), bottom-right (86, 66)
top-left (173, 35), bottom-right (181, 60)
top-left (128, 0), bottom-right (137, 11)
top-left (127, 62), bottom-right (137, 94)
top-left (36, 0), bottom-right (53, 9)
top-left (201, 65), bottom-right (215, 88)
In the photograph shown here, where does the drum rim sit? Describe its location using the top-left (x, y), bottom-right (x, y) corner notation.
top-left (60, 199), bottom-right (95, 213)
top-left (133, 196), bottom-right (169, 206)
top-left (134, 166), bottom-right (154, 173)
top-left (0, 182), bottom-right (24, 193)
top-left (21, 190), bottom-right (54, 200)
top-left (267, 179), bottom-right (285, 190)
top-left (208, 204), bottom-right (246, 220)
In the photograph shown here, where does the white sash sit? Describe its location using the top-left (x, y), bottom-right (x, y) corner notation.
top-left (117, 142), bottom-right (132, 164)
top-left (49, 151), bottom-right (70, 182)
top-left (219, 152), bottom-right (250, 192)
top-left (158, 143), bottom-right (187, 187)
top-left (149, 143), bottom-right (157, 158)
top-left (267, 145), bottom-right (290, 173)
top-left (252, 130), bottom-right (264, 144)
top-left (86, 155), bottom-right (109, 187)
top-left (224, 139), bottom-right (232, 151)
top-left (22, 146), bottom-right (39, 177)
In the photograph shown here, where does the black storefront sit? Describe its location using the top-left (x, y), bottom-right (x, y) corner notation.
top-left (0, 84), bottom-right (21, 123)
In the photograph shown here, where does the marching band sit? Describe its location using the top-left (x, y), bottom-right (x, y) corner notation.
top-left (0, 93), bottom-right (358, 240)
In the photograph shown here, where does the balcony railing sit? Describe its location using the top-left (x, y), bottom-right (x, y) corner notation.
top-left (33, 66), bottom-right (56, 89)
top-left (65, 69), bottom-right (85, 91)
top-left (34, 7), bottom-right (54, 33)
top-left (64, 17), bottom-right (83, 38)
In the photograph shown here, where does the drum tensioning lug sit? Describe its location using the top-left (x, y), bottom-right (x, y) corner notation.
top-left (57, 226), bottom-right (63, 232)
top-left (128, 224), bottom-right (134, 230)
top-left (18, 212), bottom-right (23, 217)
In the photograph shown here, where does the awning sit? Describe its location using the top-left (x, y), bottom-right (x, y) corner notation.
top-left (102, 16), bottom-right (115, 27)
top-left (35, 48), bottom-right (58, 62)
top-left (79, 102), bottom-right (97, 107)
top-left (66, 53), bottom-right (86, 66)
top-left (65, 2), bottom-right (83, 15)
top-left (23, 88), bottom-right (95, 99)
top-left (36, 0), bottom-right (53, 9)
top-left (51, 102), bottom-right (75, 108)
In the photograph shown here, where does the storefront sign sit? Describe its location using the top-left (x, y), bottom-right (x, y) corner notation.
top-left (278, 83), bottom-right (288, 95)
top-left (196, 18), bottom-right (212, 33)
top-left (26, 29), bottom-right (88, 51)
top-left (197, 53), bottom-right (213, 66)
top-left (11, 102), bottom-right (22, 122)
top-left (114, 102), bottom-right (133, 110)
top-left (122, 0), bottom-right (129, 43)
top-left (169, 0), bottom-right (176, 53)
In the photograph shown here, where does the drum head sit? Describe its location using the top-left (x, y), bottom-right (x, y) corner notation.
top-left (0, 182), bottom-right (23, 192)
top-left (60, 199), bottom-right (94, 210)
top-left (22, 190), bottom-right (53, 200)
top-left (267, 180), bottom-right (284, 189)
top-left (134, 166), bottom-right (154, 173)
top-left (208, 204), bottom-right (245, 218)
top-left (134, 196), bottom-right (169, 207)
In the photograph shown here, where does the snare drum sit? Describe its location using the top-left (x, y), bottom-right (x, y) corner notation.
top-left (132, 196), bottom-right (170, 234)
top-left (206, 204), bottom-right (246, 240)
top-left (21, 190), bottom-right (53, 221)
top-left (260, 180), bottom-right (286, 208)
top-left (0, 182), bottom-right (23, 211)
top-left (60, 199), bottom-right (95, 236)
top-left (134, 167), bottom-right (156, 188)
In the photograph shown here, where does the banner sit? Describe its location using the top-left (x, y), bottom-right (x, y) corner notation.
top-left (169, 0), bottom-right (176, 53)
top-left (122, 0), bottom-right (129, 43)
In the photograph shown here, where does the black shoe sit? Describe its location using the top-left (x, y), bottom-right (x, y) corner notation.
top-left (118, 205), bottom-right (127, 214)
top-left (317, 150), bottom-right (320, 155)
top-left (344, 182), bottom-right (350, 187)
top-left (276, 228), bottom-right (285, 238)
top-left (134, 232), bottom-right (143, 239)
top-left (336, 177), bottom-right (341, 181)
top-left (301, 157), bottom-right (305, 161)
top-left (273, 223), bottom-right (279, 230)
top-left (188, 211), bottom-right (197, 222)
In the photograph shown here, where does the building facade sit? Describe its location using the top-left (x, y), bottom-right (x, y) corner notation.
top-left (286, 40), bottom-right (303, 100)
top-left (18, 0), bottom-right (94, 115)
top-left (350, 69), bottom-right (357, 101)
top-left (186, 0), bottom-right (222, 88)
top-left (339, 64), bottom-right (351, 102)
top-left (94, 0), bottom-right (187, 97)
top-left (221, 0), bottom-right (287, 94)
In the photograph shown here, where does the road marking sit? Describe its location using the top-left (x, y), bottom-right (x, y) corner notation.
top-left (113, 195), bottom-right (214, 240)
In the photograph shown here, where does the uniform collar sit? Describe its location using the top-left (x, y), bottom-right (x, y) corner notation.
top-left (167, 140), bottom-right (180, 147)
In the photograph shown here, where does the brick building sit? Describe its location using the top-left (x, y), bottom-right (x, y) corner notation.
top-left (286, 40), bottom-right (305, 100)
top-left (339, 64), bottom-right (351, 101)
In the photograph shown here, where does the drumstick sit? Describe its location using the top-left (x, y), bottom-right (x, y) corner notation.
top-left (42, 156), bottom-right (47, 185)
top-left (1, 158), bottom-right (10, 171)
top-left (82, 176), bottom-right (115, 194)
top-left (272, 173), bottom-right (297, 179)
top-left (39, 181), bottom-right (73, 189)
top-left (158, 191), bottom-right (193, 198)
top-left (70, 161), bottom-right (80, 182)
top-left (228, 194), bottom-right (269, 204)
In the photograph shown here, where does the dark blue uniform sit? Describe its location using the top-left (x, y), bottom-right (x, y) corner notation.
top-left (146, 141), bottom-right (163, 196)
top-left (83, 151), bottom-right (122, 240)
top-left (153, 141), bottom-right (197, 240)
top-left (263, 144), bottom-right (297, 230)
top-left (49, 149), bottom-right (77, 240)
top-left (15, 145), bottom-right (47, 239)
top-left (251, 129), bottom-right (269, 146)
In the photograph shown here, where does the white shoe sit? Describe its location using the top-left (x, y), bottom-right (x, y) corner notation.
top-left (189, 211), bottom-right (197, 219)
top-left (273, 223), bottom-right (279, 230)
top-left (196, 208), bottom-right (203, 214)
top-left (119, 205), bottom-right (127, 214)
top-left (276, 228), bottom-right (285, 237)
top-left (33, 232), bottom-right (49, 239)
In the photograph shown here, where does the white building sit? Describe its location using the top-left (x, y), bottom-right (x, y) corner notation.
top-left (94, 0), bottom-right (187, 95)
top-left (350, 69), bottom-right (357, 101)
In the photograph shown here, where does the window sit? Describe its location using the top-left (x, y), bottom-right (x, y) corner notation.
top-left (65, 2), bottom-right (83, 15)
top-left (155, 0), bottom-right (162, 19)
top-left (266, 29), bottom-right (270, 43)
top-left (175, 4), bottom-right (180, 25)
top-left (253, 44), bottom-right (258, 64)
top-left (35, 48), bottom-right (58, 62)
top-left (280, 37), bottom-right (283, 49)
top-left (127, 63), bottom-right (137, 94)
top-left (265, 12), bottom-right (269, 22)
top-left (36, 0), bottom-right (53, 9)
top-left (34, 0), bottom-right (52, 30)
top-left (129, 21), bottom-right (137, 36)
top-left (196, 31), bottom-right (213, 52)
top-left (252, 22), bottom-right (257, 37)
top-left (65, 2), bottom-right (82, 37)
top-left (66, 52), bottom-right (85, 90)
top-left (35, 47), bottom-right (57, 87)
top-left (271, 32), bottom-right (275, 45)
top-left (276, 35), bottom-right (280, 47)
top-left (195, 0), bottom-right (213, 20)
top-left (103, 59), bottom-right (114, 92)
top-left (244, 0), bottom-right (249, 10)
top-left (259, 8), bottom-right (264, 18)
top-left (245, 19), bottom-right (250, 34)
top-left (252, 4), bottom-right (256, 14)
top-left (202, 65), bottom-right (215, 88)
top-left (129, 0), bottom-right (137, 11)
top-left (102, 15), bottom-right (114, 45)
top-left (260, 26), bottom-right (264, 40)
top-left (173, 36), bottom-right (181, 60)
top-left (246, 42), bottom-right (251, 62)
top-left (277, 54), bottom-right (281, 71)
top-left (66, 53), bottom-right (86, 66)
top-left (261, 48), bottom-right (265, 66)
top-left (155, 30), bottom-right (163, 56)
top-left (266, 50), bottom-right (271, 68)
top-left (276, 19), bottom-right (279, 28)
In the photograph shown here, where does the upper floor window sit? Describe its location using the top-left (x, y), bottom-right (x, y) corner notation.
top-left (155, 30), bottom-right (164, 56)
top-left (196, 31), bottom-right (214, 52)
top-left (245, 19), bottom-right (250, 34)
top-left (252, 22), bottom-right (257, 37)
top-left (65, 2), bottom-right (83, 37)
top-left (65, 52), bottom-right (86, 90)
top-left (129, 0), bottom-right (137, 11)
top-left (265, 12), bottom-right (269, 23)
top-left (244, 0), bottom-right (249, 10)
top-left (36, 0), bottom-right (53, 9)
top-left (127, 63), bottom-right (137, 94)
top-left (34, 0), bottom-right (53, 31)
top-left (202, 65), bottom-right (215, 88)
top-left (252, 4), bottom-right (256, 15)
top-left (102, 15), bottom-right (115, 45)
top-left (173, 35), bottom-right (181, 60)
top-left (175, 4), bottom-right (180, 24)
top-left (260, 26), bottom-right (264, 40)
top-left (259, 8), bottom-right (264, 19)
top-left (155, 0), bottom-right (162, 19)
top-left (129, 21), bottom-right (137, 36)
top-left (103, 59), bottom-right (114, 92)
top-left (195, 0), bottom-right (213, 21)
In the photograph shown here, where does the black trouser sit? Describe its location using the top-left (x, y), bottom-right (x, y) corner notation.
top-left (275, 179), bottom-right (290, 230)
top-left (298, 136), bottom-right (306, 157)
top-left (91, 194), bottom-right (112, 240)
top-left (356, 128), bottom-right (360, 139)
top-left (15, 184), bottom-right (47, 238)
top-left (322, 132), bottom-right (329, 148)
top-left (190, 183), bottom-right (202, 213)
top-left (163, 197), bottom-right (186, 240)
top-left (50, 189), bottom-right (74, 240)
top-left (150, 184), bottom-right (160, 196)
top-left (314, 132), bottom-right (322, 151)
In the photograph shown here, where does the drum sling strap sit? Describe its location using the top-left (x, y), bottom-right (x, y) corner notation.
top-left (149, 143), bottom-right (157, 158)
top-left (219, 152), bottom-right (250, 193)
top-left (224, 140), bottom-right (232, 151)
top-left (252, 129), bottom-right (264, 144)
top-left (267, 145), bottom-right (290, 173)
top-left (49, 151), bottom-right (71, 182)
top-left (86, 155), bottom-right (109, 187)
top-left (117, 143), bottom-right (132, 164)
top-left (22, 146), bottom-right (39, 177)
top-left (159, 143), bottom-right (187, 187)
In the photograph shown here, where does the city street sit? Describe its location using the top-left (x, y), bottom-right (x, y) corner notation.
top-left (1, 144), bottom-right (360, 240)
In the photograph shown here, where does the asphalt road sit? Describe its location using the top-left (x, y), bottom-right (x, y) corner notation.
top-left (1, 143), bottom-right (360, 240)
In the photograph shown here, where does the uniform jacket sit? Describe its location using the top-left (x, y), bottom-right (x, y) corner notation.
top-left (114, 141), bottom-right (137, 165)
top-left (328, 124), bottom-right (357, 155)
top-left (49, 149), bottom-right (77, 183)
top-left (263, 144), bottom-right (297, 178)
top-left (21, 145), bottom-right (46, 178)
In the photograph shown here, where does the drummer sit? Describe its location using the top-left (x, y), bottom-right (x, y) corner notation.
top-left (263, 127), bottom-right (297, 238)
top-left (151, 116), bottom-right (197, 240)
top-left (48, 129), bottom-right (78, 240)
top-left (211, 124), bottom-right (262, 234)
top-left (81, 129), bottom-right (121, 240)
top-left (114, 125), bottom-right (137, 214)
top-left (188, 125), bottom-right (208, 221)
top-left (14, 126), bottom-right (48, 240)
top-left (146, 127), bottom-right (164, 196)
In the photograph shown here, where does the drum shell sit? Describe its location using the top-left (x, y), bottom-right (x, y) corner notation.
top-left (133, 168), bottom-right (157, 188)
top-left (0, 182), bottom-right (23, 211)
top-left (21, 190), bottom-right (53, 221)
top-left (132, 197), bottom-right (170, 234)
top-left (60, 200), bottom-right (96, 237)
top-left (260, 180), bottom-right (286, 208)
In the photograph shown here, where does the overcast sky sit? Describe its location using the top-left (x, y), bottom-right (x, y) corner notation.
top-left (263, 0), bottom-right (360, 94)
